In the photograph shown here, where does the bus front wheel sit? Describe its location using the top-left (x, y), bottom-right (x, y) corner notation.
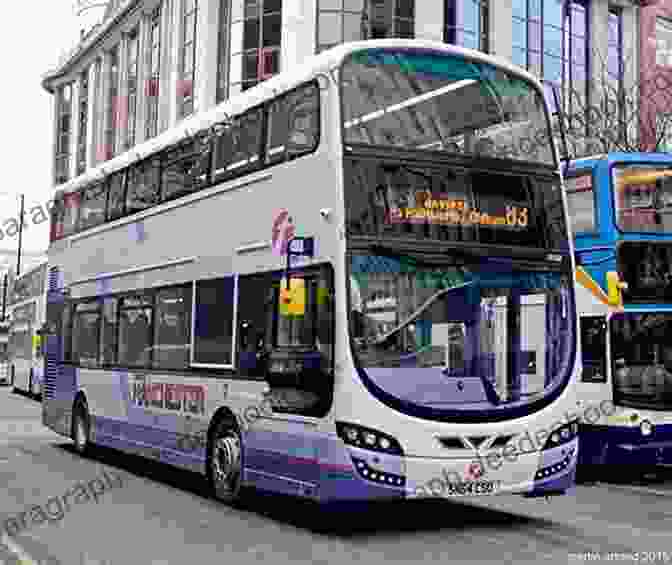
top-left (71, 400), bottom-right (91, 455)
top-left (207, 415), bottom-right (245, 505)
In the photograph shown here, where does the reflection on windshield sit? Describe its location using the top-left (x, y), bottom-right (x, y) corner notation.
top-left (610, 313), bottom-right (672, 409)
top-left (341, 48), bottom-right (554, 165)
top-left (614, 165), bottom-right (672, 233)
top-left (349, 253), bottom-right (574, 411)
top-left (618, 242), bottom-right (672, 303)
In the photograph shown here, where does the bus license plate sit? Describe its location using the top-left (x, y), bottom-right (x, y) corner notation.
top-left (446, 481), bottom-right (498, 495)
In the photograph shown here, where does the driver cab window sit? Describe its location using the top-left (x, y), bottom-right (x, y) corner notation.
top-left (237, 265), bottom-right (334, 417)
top-left (273, 274), bottom-right (333, 364)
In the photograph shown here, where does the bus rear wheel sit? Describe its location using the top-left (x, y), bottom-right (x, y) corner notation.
top-left (207, 415), bottom-right (244, 505)
top-left (71, 400), bottom-right (91, 455)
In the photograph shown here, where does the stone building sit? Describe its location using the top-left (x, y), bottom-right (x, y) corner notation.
top-left (42, 0), bottom-right (643, 186)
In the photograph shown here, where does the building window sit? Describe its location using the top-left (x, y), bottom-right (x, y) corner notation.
top-left (608, 8), bottom-right (624, 140)
top-left (146, 5), bottom-right (162, 139)
top-left (563, 1), bottom-right (589, 119)
top-left (362, 0), bottom-right (414, 40)
top-left (512, 1), bottom-right (587, 113)
top-left (93, 59), bottom-right (104, 165)
top-left (608, 9), bottom-right (623, 90)
top-left (103, 46), bottom-right (119, 161)
top-left (656, 17), bottom-right (672, 67)
top-left (55, 84), bottom-right (73, 185)
top-left (125, 28), bottom-right (139, 149)
top-left (241, 0), bottom-right (282, 91)
top-left (317, 0), bottom-right (365, 53)
top-left (317, 0), bottom-right (413, 54)
top-left (444, 0), bottom-right (488, 52)
top-left (216, 0), bottom-right (231, 103)
top-left (77, 71), bottom-right (89, 175)
top-left (178, 0), bottom-right (198, 117)
top-left (512, 0), bottom-right (564, 82)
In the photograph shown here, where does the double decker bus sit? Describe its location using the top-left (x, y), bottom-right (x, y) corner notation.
top-left (7, 262), bottom-right (47, 397)
top-left (568, 153), bottom-right (672, 478)
top-left (43, 40), bottom-right (579, 505)
top-left (0, 319), bottom-right (9, 385)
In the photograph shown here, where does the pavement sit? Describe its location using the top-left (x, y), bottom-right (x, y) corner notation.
top-left (0, 386), bottom-right (671, 565)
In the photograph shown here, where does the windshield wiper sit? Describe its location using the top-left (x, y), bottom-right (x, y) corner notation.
top-left (372, 280), bottom-right (474, 347)
top-left (365, 242), bottom-right (565, 271)
top-left (366, 242), bottom-right (490, 268)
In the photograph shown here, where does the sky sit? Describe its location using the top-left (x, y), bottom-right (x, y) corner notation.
top-left (0, 1), bottom-right (81, 260)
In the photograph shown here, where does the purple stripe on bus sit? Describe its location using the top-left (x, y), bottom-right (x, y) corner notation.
top-left (318, 474), bottom-right (405, 502)
top-left (96, 277), bottom-right (112, 295)
top-left (245, 448), bottom-right (321, 483)
top-left (131, 221), bottom-right (146, 243)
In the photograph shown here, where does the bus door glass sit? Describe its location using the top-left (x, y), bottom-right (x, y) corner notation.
top-left (579, 316), bottom-right (607, 383)
top-left (263, 266), bottom-right (334, 416)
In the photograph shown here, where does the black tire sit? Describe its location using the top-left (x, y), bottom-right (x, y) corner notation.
top-left (71, 400), bottom-right (91, 456)
top-left (206, 414), bottom-right (245, 505)
top-left (575, 463), bottom-right (598, 484)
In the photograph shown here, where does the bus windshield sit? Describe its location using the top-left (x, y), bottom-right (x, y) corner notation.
top-left (610, 313), bottom-right (672, 410)
top-left (341, 48), bottom-right (555, 166)
top-left (613, 164), bottom-right (672, 233)
top-left (349, 252), bottom-right (574, 415)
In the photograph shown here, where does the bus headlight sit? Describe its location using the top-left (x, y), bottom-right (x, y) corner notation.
top-left (336, 422), bottom-right (404, 455)
top-left (640, 420), bottom-right (654, 436)
top-left (542, 421), bottom-right (579, 451)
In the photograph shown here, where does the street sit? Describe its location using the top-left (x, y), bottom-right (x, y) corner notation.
top-left (0, 387), bottom-right (671, 565)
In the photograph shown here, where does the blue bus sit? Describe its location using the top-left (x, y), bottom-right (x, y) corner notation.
top-left (567, 152), bottom-right (672, 479)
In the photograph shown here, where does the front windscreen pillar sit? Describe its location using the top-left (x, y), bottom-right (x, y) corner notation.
top-left (507, 288), bottom-right (522, 402)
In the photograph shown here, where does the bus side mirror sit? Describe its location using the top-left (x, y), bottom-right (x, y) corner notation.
top-left (607, 271), bottom-right (628, 306)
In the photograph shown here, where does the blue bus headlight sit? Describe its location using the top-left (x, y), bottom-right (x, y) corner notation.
top-left (336, 422), bottom-right (404, 455)
top-left (542, 421), bottom-right (579, 451)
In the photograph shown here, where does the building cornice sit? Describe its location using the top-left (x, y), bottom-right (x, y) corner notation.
top-left (41, 0), bottom-right (144, 94)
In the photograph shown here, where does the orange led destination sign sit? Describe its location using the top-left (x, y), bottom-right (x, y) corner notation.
top-left (388, 192), bottom-right (529, 228)
top-left (616, 169), bottom-right (672, 187)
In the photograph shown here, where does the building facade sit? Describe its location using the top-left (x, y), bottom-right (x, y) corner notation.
top-left (639, 1), bottom-right (672, 151)
top-left (42, 0), bottom-right (642, 186)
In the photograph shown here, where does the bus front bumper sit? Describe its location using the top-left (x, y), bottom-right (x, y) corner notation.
top-left (403, 441), bottom-right (577, 499)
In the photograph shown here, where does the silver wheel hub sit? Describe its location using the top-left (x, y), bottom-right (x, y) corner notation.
top-left (76, 416), bottom-right (87, 447)
top-left (212, 433), bottom-right (241, 490)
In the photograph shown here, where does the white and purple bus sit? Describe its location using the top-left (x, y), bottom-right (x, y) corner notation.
top-left (8, 261), bottom-right (47, 398)
top-left (43, 40), bottom-right (580, 506)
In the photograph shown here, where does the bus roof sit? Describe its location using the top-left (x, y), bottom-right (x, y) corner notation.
top-left (53, 39), bottom-right (546, 199)
top-left (567, 152), bottom-right (672, 174)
